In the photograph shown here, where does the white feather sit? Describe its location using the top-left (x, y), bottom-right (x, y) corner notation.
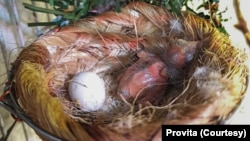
top-left (170, 19), bottom-right (183, 33)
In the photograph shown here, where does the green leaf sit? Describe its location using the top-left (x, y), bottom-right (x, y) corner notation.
top-left (73, 1), bottom-right (89, 21)
top-left (28, 21), bottom-right (58, 26)
top-left (49, 0), bottom-right (54, 6)
top-left (115, 0), bottom-right (121, 13)
top-left (23, 3), bottom-right (75, 20)
top-left (168, 0), bottom-right (183, 16)
top-left (197, 2), bottom-right (207, 11)
top-left (217, 26), bottom-right (229, 36)
top-left (212, 0), bottom-right (219, 3)
top-left (53, 1), bottom-right (69, 10)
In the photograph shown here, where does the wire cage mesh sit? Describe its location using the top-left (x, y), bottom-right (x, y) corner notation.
top-left (0, 0), bottom-right (250, 141)
top-left (0, 0), bottom-right (57, 140)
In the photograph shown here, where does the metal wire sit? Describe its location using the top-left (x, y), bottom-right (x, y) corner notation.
top-left (0, 0), bottom-right (61, 140)
top-left (9, 0), bottom-right (25, 48)
top-left (0, 120), bottom-right (17, 141)
top-left (1, 0), bottom-right (73, 139)
top-left (0, 27), bottom-right (8, 73)
top-left (0, 87), bottom-right (65, 141)
top-left (0, 114), bottom-right (5, 140)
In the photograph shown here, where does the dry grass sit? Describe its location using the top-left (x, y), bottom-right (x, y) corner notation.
top-left (2, 1), bottom-right (248, 141)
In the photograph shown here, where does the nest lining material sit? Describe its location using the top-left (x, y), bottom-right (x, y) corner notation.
top-left (10, 1), bottom-right (248, 141)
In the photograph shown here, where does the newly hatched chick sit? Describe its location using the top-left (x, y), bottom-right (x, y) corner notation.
top-left (117, 39), bottom-right (202, 105)
top-left (117, 51), bottom-right (169, 105)
top-left (162, 39), bottom-right (202, 80)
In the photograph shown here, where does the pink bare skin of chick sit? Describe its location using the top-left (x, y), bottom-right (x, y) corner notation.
top-left (162, 39), bottom-right (202, 80)
top-left (117, 51), bottom-right (169, 105)
top-left (118, 39), bottom-right (202, 105)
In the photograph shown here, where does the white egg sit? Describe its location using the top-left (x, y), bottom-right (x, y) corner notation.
top-left (69, 71), bottom-right (106, 112)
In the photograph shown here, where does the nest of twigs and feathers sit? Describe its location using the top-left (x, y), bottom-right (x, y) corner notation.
top-left (4, 1), bottom-right (248, 141)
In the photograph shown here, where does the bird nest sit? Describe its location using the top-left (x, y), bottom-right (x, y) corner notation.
top-left (3, 1), bottom-right (249, 141)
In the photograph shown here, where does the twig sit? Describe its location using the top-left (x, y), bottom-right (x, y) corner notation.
top-left (234, 0), bottom-right (250, 47)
